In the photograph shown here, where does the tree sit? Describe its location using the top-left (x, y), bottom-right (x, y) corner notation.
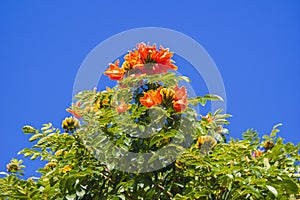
top-left (0, 43), bottom-right (299, 199)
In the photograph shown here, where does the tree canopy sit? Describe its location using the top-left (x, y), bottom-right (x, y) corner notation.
top-left (1, 43), bottom-right (299, 199)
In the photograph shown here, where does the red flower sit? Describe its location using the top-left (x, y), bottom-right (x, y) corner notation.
top-left (104, 60), bottom-right (124, 80)
top-left (140, 89), bottom-right (163, 108)
top-left (172, 86), bottom-right (188, 112)
top-left (67, 101), bottom-right (82, 118)
top-left (151, 63), bottom-right (177, 74)
top-left (173, 98), bottom-right (188, 112)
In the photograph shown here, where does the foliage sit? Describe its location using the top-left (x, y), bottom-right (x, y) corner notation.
top-left (0, 43), bottom-right (299, 199)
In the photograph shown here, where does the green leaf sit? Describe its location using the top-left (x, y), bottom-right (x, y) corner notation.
top-left (0, 172), bottom-right (8, 176)
top-left (188, 94), bottom-right (223, 107)
top-left (270, 123), bottom-right (282, 137)
top-left (215, 113), bottom-right (232, 119)
top-left (226, 174), bottom-right (233, 179)
top-left (37, 136), bottom-right (51, 145)
top-left (150, 135), bottom-right (163, 147)
top-left (242, 129), bottom-right (258, 141)
top-left (30, 153), bottom-right (40, 160)
top-left (266, 185), bottom-right (278, 197)
top-left (66, 194), bottom-right (76, 200)
top-left (18, 148), bottom-right (32, 156)
top-left (188, 97), bottom-right (207, 106)
top-left (22, 125), bottom-right (36, 134)
top-left (178, 76), bottom-right (191, 82)
top-left (263, 158), bottom-right (270, 170)
top-left (213, 108), bottom-right (223, 116)
top-left (281, 179), bottom-right (299, 194)
top-left (41, 123), bottom-right (52, 131)
top-left (11, 194), bottom-right (28, 199)
top-left (270, 129), bottom-right (279, 137)
top-left (76, 189), bottom-right (86, 198)
top-left (273, 123), bottom-right (283, 129)
top-left (203, 94), bottom-right (224, 101)
top-left (29, 133), bottom-right (43, 142)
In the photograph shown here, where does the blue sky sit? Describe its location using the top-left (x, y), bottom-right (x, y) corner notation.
top-left (0, 1), bottom-right (299, 177)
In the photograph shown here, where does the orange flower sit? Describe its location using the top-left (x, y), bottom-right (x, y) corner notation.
top-left (124, 43), bottom-right (177, 74)
top-left (202, 114), bottom-right (214, 124)
top-left (253, 150), bottom-right (263, 157)
top-left (116, 99), bottom-right (128, 113)
top-left (140, 89), bottom-right (162, 108)
top-left (67, 101), bottom-right (82, 118)
top-left (172, 85), bottom-right (188, 112)
top-left (123, 50), bottom-right (142, 71)
top-left (137, 43), bottom-right (176, 67)
top-left (136, 43), bottom-right (157, 63)
top-left (104, 60), bottom-right (124, 80)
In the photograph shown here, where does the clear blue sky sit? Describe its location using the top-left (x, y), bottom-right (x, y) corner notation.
top-left (0, 1), bottom-right (299, 177)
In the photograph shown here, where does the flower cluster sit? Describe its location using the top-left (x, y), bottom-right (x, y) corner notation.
top-left (102, 43), bottom-right (188, 113)
top-left (140, 85), bottom-right (188, 112)
top-left (104, 43), bottom-right (177, 80)
top-left (67, 42), bottom-right (187, 121)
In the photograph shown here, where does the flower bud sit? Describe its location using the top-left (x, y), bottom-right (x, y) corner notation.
top-left (160, 88), bottom-right (175, 102)
top-left (122, 61), bottom-right (132, 71)
top-left (61, 165), bottom-right (72, 173)
top-left (264, 141), bottom-right (274, 151)
top-left (62, 117), bottom-right (80, 133)
top-left (44, 162), bottom-right (57, 170)
top-left (55, 149), bottom-right (64, 156)
top-left (6, 163), bottom-right (20, 173)
top-left (196, 135), bottom-right (217, 149)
